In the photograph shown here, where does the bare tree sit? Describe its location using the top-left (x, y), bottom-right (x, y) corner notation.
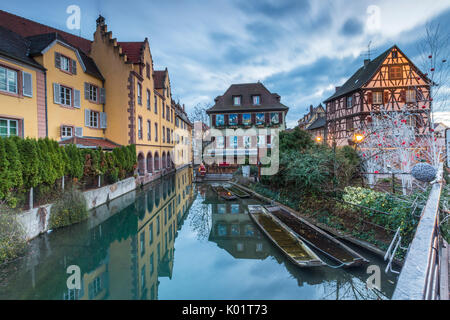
top-left (189, 103), bottom-right (211, 126)
top-left (417, 22), bottom-right (450, 125)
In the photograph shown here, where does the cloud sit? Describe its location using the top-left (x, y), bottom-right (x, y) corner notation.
top-left (341, 18), bottom-right (364, 36)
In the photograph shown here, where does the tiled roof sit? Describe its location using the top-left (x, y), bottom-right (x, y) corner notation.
top-left (26, 32), bottom-right (104, 80)
top-left (324, 46), bottom-right (394, 103)
top-left (206, 82), bottom-right (289, 113)
top-left (118, 41), bottom-right (144, 64)
top-left (153, 70), bottom-right (166, 89)
top-left (0, 26), bottom-right (44, 69)
top-left (306, 117), bottom-right (326, 130)
top-left (59, 137), bottom-right (121, 150)
top-left (0, 9), bottom-right (92, 54)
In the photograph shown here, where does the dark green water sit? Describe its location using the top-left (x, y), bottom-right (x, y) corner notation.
top-left (0, 167), bottom-right (397, 299)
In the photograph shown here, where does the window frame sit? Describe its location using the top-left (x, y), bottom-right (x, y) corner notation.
top-left (0, 66), bottom-right (18, 94)
top-left (61, 125), bottom-right (73, 138)
top-left (373, 91), bottom-right (383, 104)
top-left (233, 95), bottom-right (241, 106)
top-left (252, 95), bottom-right (261, 105)
top-left (0, 118), bottom-right (19, 137)
top-left (406, 89), bottom-right (416, 103)
top-left (60, 85), bottom-right (72, 106)
top-left (89, 110), bottom-right (99, 128)
top-left (60, 55), bottom-right (71, 73)
top-left (88, 83), bottom-right (98, 103)
top-left (389, 65), bottom-right (403, 80)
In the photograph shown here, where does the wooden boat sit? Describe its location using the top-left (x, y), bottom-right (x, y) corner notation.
top-left (224, 185), bottom-right (250, 198)
top-left (265, 205), bottom-right (368, 267)
top-left (212, 185), bottom-right (237, 201)
top-left (248, 205), bottom-right (325, 267)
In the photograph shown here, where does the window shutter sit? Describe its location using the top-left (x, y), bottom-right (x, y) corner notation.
top-left (100, 88), bottom-right (106, 104)
top-left (75, 127), bottom-right (83, 137)
top-left (60, 125), bottom-right (63, 138)
top-left (384, 91), bottom-right (389, 104)
top-left (279, 112), bottom-right (283, 124)
top-left (53, 83), bottom-right (60, 104)
top-left (224, 114), bottom-right (229, 125)
top-left (238, 114), bottom-right (242, 125)
top-left (265, 113), bottom-right (270, 124)
top-left (400, 90), bottom-right (406, 103)
top-left (74, 89), bottom-right (81, 108)
top-left (367, 92), bottom-right (373, 104)
top-left (85, 109), bottom-right (90, 127)
top-left (251, 113), bottom-right (256, 125)
top-left (212, 114), bottom-right (216, 126)
top-left (100, 112), bottom-right (107, 129)
top-left (22, 72), bottom-right (32, 97)
top-left (55, 52), bottom-right (61, 69)
top-left (84, 83), bottom-right (89, 100)
top-left (71, 60), bottom-right (77, 75)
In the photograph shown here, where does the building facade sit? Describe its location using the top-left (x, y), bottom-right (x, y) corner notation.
top-left (297, 104), bottom-right (326, 141)
top-left (205, 82), bottom-right (288, 164)
top-left (324, 45), bottom-right (431, 146)
top-left (0, 10), bottom-right (192, 181)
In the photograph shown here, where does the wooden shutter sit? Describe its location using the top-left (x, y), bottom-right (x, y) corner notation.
top-left (22, 72), bottom-right (32, 97)
top-left (251, 113), bottom-right (256, 125)
top-left (71, 60), bottom-right (77, 75)
top-left (384, 91), bottom-right (389, 104)
top-left (100, 88), bottom-right (106, 104)
top-left (367, 92), bottom-right (373, 104)
top-left (53, 83), bottom-right (60, 104)
top-left (75, 127), bottom-right (83, 137)
top-left (84, 83), bottom-right (89, 100)
top-left (212, 114), bottom-right (216, 127)
top-left (224, 114), bottom-right (229, 126)
top-left (238, 114), bottom-right (242, 125)
top-left (100, 112), bottom-right (107, 129)
top-left (55, 52), bottom-right (61, 69)
top-left (74, 89), bottom-right (81, 108)
top-left (85, 109), bottom-right (90, 127)
top-left (265, 113), bottom-right (270, 124)
top-left (279, 112), bottom-right (283, 124)
top-left (400, 90), bottom-right (406, 103)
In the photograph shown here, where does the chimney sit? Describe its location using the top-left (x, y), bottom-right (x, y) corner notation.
top-left (364, 59), bottom-right (370, 67)
top-left (182, 104), bottom-right (185, 111)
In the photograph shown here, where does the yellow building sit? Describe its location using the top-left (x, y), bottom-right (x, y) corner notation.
top-left (173, 101), bottom-right (193, 169)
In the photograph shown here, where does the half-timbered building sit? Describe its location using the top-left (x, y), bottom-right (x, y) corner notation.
top-left (324, 45), bottom-right (431, 146)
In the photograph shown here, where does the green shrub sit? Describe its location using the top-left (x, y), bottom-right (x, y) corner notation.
top-left (64, 144), bottom-right (84, 179)
top-left (49, 188), bottom-right (88, 229)
top-left (0, 209), bottom-right (27, 263)
top-left (16, 138), bottom-right (41, 190)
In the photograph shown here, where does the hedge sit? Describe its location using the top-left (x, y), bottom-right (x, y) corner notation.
top-left (0, 136), bottom-right (137, 209)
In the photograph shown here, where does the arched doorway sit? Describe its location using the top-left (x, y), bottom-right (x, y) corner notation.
top-left (146, 152), bottom-right (153, 173)
top-left (154, 152), bottom-right (160, 171)
top-left (137, 152), bottom-right (145, 176)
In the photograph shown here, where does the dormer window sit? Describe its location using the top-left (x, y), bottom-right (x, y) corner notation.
top-left (233, 96), bottom-right (241, 106)
top-left (252, 95), bottom-right (261, 105)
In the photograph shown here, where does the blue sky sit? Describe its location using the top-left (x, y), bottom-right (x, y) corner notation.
top-left (3, 0), bottom-right (450, 127)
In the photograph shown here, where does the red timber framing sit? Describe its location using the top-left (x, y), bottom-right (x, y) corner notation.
top-left (325, 45), bottom-right (431, 146)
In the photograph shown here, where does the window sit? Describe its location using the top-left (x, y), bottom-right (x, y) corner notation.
top-left (88, 84), bottom-right (98, 102)
top-left (149, 222), bottom-right (154, 245)
top-left (137, 83), bottom-right (142, 105)
top-left (257, 135), bottom-right (265, 146)
top-left (156, 216), bottom-right (160, 235)
top-left (244, 136), bottom-right (250, 148)
top-left (88, 276), bottom-right (102, 299)
top-left (61, 126), bottom-right (73, 138)
top-left (60, 86), bottom-right (72, 106)
top-left (216, 136), bottom-right (225, 149)
top-left (255, 113), bottom-right (265, 125)
top-left (138, 117), bottom-right (143, 139)
top-left (146, 63), bottom-right (151, 78)
top-left (389, 66), bottom-right (402, 80)
top-left (147, 120), bottom-right (151, 140)
top-left (0, 118), bottom-right (18, 137)
top-left (346, 96), bottom-right (353, 108)
top-left (89, 110), bottom-right (99, 128)
top-left (231, 136), bottom-right (238, 148)
top-left (166, 105), bottom-right (170, 121)
top-left (167, 128), bottom-right (170, 143)
top-left (242, 114), bottom-right (251, 126)
top-left (0, 66), bottom-right (18, 93)
top-left (154, 96), bottom-right (158, 114)
top-left (406, 89), bottom-right (416, 103)
top-left (162, 103), bottom-right (165, 118)
top-left (140, 231), bottom-right (145, 256)
top-left (229, 114), bottom-right (238, 125)
top-left (216, 114), bottom-right (225, 126)
top-left (60, 55), bottom-right (70, 72)
top-left (155, 123), bottom-right (158, 141)
top-left (270, 113), bottom-right (279, 124)
top-left (346, 118), bottom-right (353, 132)
top-left (147, 89), bottom-right (151, 109)
top-left (373, 91), bottom-right (383, 104)
top-left (233, 96), bottom-right (241, 106)
top-left (392, 51), bottom-right (398, 59)
top-left (162, 125), bottom-right (165, 142)
top-left (252, 95), bottom-right (261, 105)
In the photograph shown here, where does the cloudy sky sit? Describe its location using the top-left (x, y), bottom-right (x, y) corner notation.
top-left (4, 0), bottom-right (450, 127)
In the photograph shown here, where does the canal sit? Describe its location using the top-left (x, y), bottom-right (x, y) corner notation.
top-left (0, 167), bottom-right (397, 300)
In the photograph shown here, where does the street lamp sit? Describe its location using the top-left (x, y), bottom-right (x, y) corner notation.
top-left (315, 136), bottom-right (322, 143)
top-left (354, 133), bottom-right (364, 143)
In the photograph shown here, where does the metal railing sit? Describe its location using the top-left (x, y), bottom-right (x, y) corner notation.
top-left (392, 163), bottom-right (445, 300)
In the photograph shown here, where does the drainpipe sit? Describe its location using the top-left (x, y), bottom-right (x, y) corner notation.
top-left (44, 71), bottom-right (48, 137)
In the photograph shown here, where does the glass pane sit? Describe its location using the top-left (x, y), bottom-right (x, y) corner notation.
top-left (7, 70), bottom-right (17, 93)
top-left (0, 67), bottom-right (6, 91)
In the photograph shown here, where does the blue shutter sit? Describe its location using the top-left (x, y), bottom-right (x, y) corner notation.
top-left (74, 90), bottom-right (81, 108)
top-left (53, 83), bottom-right (60, 104)
top-left (22, 72), bottom-right (32, 97)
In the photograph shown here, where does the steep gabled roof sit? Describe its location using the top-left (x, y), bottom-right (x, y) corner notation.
top-left (26, 32), bottom-right (104, 80)
top-left (324, 46), bottom-right (394, 103)
top-left (0, 9), bottom-right (92, 54)
top-left (117, 41), bottom-right (144, 64)
top-left (306, 116), bottom-right (326, 130)
top-left (153, 70), bottom-right (167, 89)
top-left (206, 82), bottom-right (289, 113)
top-left (0, 26), bottom-right (44, 69)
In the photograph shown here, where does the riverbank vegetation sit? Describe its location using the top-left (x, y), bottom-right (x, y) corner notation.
top-left (49, 188), bottom-right (88, 230)
top-left (237, 128), bottom-right (428, 257)
top-left (0, 136), bottom-right (137, 210)
top-left (0, 206), bottom-right (27, 264)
